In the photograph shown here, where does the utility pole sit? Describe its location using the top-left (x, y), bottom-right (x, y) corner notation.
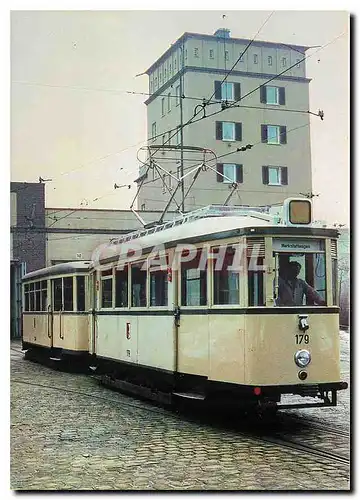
top-left (179, 41), bottom-right (185, 212)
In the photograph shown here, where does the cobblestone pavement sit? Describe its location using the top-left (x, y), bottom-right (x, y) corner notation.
top-left (10, 333), bottom-right (350, 491)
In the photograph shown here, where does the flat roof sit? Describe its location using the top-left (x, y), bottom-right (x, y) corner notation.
top-left (145, 31), bottom-right (310, 75)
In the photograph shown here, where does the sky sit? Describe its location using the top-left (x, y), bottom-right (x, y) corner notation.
top-left (10, 9), bottom-right (349, 224)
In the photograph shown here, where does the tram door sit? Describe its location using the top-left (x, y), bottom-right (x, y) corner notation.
top-left (51, 277), bottom-right (64, 345)
top-left (88, 271), bottom-right (97, 355)
top-left (47, 278), bottom-right (54, 348)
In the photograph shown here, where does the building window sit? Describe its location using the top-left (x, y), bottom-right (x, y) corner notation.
top-left (261, 124), bottom-right (287, 145)
top-left (215, 81), bottom-right (240, 101)
top-left (167, 93), bottom-right (171, 113)
top-left (213, 246), bottom-right (240, 305)
top-left (296, 58), bottom-right (301, 68)
top-left (115, 267), bottom-right (128, 307)
top-left (176, 85), bottom-right (180, 106)
top-left (209, 49), bottom-right (214, 59)
top-left (76, 276), bottom-right (85, 312)
top-left (101, 270), bottom-right (113, 309)
top-left (282, 57), bottom-right (287, 67)
top-left (169, 63), bottom-right (172, 75)
top-left (151, 122), bottom-right (157, 142)
top-left (268, 56), bottom-right (273, 66)
top-left (159, 73), bottom-right (162, 85)
top-left (185, 49), bottom-right (188, 60)
top-left (260, 85), bottom-right (285, 105)
top-left (225, 50), bottom-right (229, 61)
top-left (181, 249), bottom-right (207, 306)
top-left (164, 68), bottom-right (167, 80)
top-left (266, 86), bottom-right (279, 105)
top-left (131, 262), bottom-right (147, 307)
top-left (161, 97), bottom-right (165, 116)
top-left (254, 54), bottom-right (258, 64)
top-left (216, 121), bottom-right (242, 142)
top-left (217, 163), bottom-right (243, 183)
top-left (221, 82), bottom-right (234, 101)
top-left (174, 59), bottom-right (177, 71)
top-left (141, 203), bottom-right (146, 211)
top-left (194, 47), bottom-right (199, 58)
top-left (262, 166), bottom-right (288, 186)
top-left (155, 77), bottom-right (158, 89)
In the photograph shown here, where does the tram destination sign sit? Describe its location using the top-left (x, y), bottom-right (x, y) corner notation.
top-left (273, 239), bottom-right (322, 252)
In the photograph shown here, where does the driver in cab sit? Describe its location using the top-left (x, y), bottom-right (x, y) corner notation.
top-left (276, 261), bottom-right (326, 307)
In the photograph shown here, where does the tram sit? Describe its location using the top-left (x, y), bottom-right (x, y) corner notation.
top-left (22, 198), bottom-right (348, 411)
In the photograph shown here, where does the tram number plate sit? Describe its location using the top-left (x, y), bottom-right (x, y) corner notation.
top-left (295, 334), bottom-right (309, 344)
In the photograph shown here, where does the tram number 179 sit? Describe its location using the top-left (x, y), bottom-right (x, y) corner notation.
top-left (295, 334), bottom-right (309, 345)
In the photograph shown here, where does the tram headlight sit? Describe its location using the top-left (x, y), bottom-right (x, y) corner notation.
top-left (294, 349), bottom-right (311, 368)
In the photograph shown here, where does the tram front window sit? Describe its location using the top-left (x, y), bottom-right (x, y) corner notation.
top-left (274, 253), bottom-right (326, 307)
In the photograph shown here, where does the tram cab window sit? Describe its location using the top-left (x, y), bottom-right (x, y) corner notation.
top-left (131, 262), bottom-right (147, 307)
top-left (115, 268), bottom-right (128, 308)
top-left (274, 253), bottom-right (326, 307)
top-left (35, 282), bottom-right (41, 311)
top-left (41, 281), bottom-right (47, 311)
top-left (77, 276), bottom-right (86, 311)
top-left (212, 246), bottom-right (239, 305)
top-left (181, 249), bottom-right (207, 306)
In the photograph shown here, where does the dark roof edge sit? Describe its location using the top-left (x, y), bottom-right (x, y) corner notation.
top-left (145, 31), bottom-right (310, 75)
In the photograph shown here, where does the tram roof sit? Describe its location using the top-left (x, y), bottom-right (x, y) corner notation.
top-left (96, 213), bottom-right (339, 265)
top-left (22, 261), bottom-right (92, 282)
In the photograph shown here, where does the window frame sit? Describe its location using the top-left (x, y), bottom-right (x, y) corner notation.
top-left (266, 86), bottom-right (279, 105)
top-left (221, 82), bottom-right (234, 101)
top-left (222, 122), bottom-right (236, 141)
top-left (115, 266), bottom-right (129, 308)
top-left (268, 166), bottom-right (282, 186)
top-left (131, 261), bottom-right (148, 308)
top-left (267, 125), bottom-right (280, 145)
top-left (209, 49), bottom-right (214, 59)
top-left (180, 248), bottom-right (208, 307)
top-left (212, 245), bottom-right (240, 306)
top-left (268, 55), bottom-right (273, 66)
top-left (101, 269), bottom-right (113, 309)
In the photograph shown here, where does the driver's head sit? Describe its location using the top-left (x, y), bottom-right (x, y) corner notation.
top-left (287, 261), bottom-right (301, 280)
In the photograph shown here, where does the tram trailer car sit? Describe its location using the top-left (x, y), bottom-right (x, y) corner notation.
top-left (91, 198), bottom-right (348, 411)
top-left (22, 262), bottom-right (92, 369)
top-left (21, 198), bottom-right (348, 412)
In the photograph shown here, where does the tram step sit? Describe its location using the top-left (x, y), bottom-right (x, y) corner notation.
top-left (173, 392), bottom-right (206, 400)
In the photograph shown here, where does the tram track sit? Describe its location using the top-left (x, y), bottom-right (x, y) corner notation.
top-left (11, 374), bottom-right (350, 469)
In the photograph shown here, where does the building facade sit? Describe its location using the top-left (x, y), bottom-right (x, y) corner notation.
top-left (137, 29), bottom-right (313, 211)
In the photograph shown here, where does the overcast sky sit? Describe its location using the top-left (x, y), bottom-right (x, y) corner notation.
top-left (10, 9), bottom-right (349, 224)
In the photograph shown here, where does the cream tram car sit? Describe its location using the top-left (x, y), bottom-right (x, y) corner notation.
top-left (22, 262), bottom-right (91, 367)
top-left (91, 198), bottom-right (347, 411)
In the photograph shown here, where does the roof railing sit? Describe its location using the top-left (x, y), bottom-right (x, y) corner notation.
top-left (110, 204), bottom-right (276, 246)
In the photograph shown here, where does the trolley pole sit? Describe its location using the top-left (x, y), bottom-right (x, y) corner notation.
top-left (179, 43), bottom-right (185, 213)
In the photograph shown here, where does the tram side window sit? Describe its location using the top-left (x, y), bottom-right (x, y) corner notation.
top-left (101, 270), bottom-right (113, 308)
top-left (24, 284), bottom-right (30, 311)
top-left (150, 270), bottom-right (168, 306)
top-left (131, 262), bottom-right (147, 307)
top-left (35, 282), bottom-right (41, 311)
top-left (248, 257), bottom-right (265, 306)
top-left (63, 277), bottom-right (74, 311)
top-left (181, 249), bottom-right (207, 306)
top-left (77, 276), bottom-right (86, 311)
top-left (53, 278), bottom-right (62, 311)
top-left (332, 259), bottom-right (338, 306)
top-left (41, 281), bottom-right (47, 311)
top-left (29, 283), bottom-right (35, 311)
top-left (213, 245), bottom-right (239, 305)
top-left (275, 253), bottom-right (326, 307)
top-left (115, 267), bottom-right (128, 308)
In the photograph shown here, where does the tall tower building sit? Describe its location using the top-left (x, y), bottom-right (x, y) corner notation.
top-left (137, 29), bottom-right (312, 212)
